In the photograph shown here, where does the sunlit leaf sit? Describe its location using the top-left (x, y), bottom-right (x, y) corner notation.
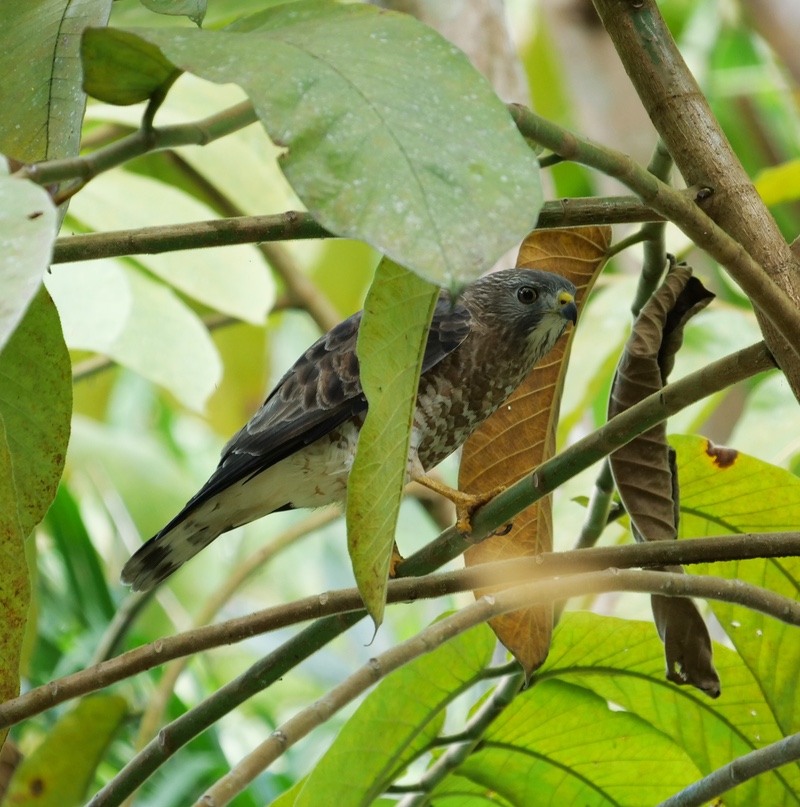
top-left (540, 612), bottom-right (800, 806)
top-left (674, 433), bottom-right (800, 739)
top-left (296, 624), bottom-right (495, 807)
top-left (457, 679), bottom-right (700, 806)
top-left (460, 226), bottom-right (610, 674)
top-left (46, 259), bottom-right (221, 411)
top-left (347, 259), bottom-right (438, 626)
top-left (755, 159), bottom-right (800, 206)
top-left (66, 170), bottom-right (274, 324)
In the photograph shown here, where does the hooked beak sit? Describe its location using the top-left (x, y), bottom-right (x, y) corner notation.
top-left (558, 291), bottom-right (578, 325)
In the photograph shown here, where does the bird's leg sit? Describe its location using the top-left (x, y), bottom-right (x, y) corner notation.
top-left (413, 475), bottom-right (506, 535)
top-left (389, 541), bottom-right (404, 578)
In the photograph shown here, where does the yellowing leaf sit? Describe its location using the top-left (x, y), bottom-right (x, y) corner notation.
top-left (460, 226), bottom-right (611, 675)
top-left (755, 159), bottom-right (800, 206)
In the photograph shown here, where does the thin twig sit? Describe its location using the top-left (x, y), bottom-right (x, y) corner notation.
top-left (4, 529), bottom-right (798, 731)
top-left (17, 102), bottom-right (258, 186)
top-left (192, 568), bottom-right (800, 807)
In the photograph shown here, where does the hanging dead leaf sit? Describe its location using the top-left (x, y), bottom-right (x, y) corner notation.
top-left (608, 261), bottom-right (720, 697)
top-left (460, 225), bottom-right (611, 676)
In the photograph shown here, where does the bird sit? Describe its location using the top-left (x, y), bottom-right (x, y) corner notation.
top-left (121, 268), bottom-right (578, 591)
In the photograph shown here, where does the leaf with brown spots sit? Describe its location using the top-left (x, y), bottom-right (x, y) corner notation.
top-left (459, 226), bottom-right (611, 675)
top-left (608, 263), bottom-right (720, 697)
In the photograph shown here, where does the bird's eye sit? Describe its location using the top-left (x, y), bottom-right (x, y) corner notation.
top-left (516, 286), bottom-right (538, 304)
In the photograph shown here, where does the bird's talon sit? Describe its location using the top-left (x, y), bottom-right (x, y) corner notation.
top-left (389, 543), bottom-right (405, 578)
top-left (490, 522), bottom-right (514, 537)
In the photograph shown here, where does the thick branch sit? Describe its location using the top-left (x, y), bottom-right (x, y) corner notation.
top-left (591, 0), bottom-right (800, 398)
top-left (50, 197), bottom-right (661, 265)
top-left (3, 528), bottom-right (796, 731)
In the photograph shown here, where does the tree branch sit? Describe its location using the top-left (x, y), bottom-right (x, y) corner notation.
top-left (507, 104), bottom-right (800, 361)
top-left (50, 197), bottom-right (662, 265)
top-left (16, 102), bottom-right (258, 186)
top-left (401, 341), bottom-right (776, 574)
top-left (192, 568), bottom-right (800, 807)
top-left (4, 529), bottom-right (797, 731)
top-left (591, 0), bottom-right (800, 398)
top-left (657, 731), bottom-right (800, 807)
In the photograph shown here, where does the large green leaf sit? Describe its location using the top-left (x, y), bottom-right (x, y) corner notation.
top-left (346, 259), bottom-right (438, 626)
top-left (538, 613), bottom-right (800, 807)
top-left (673, 433), bottom-right (800, 739)
top-left (457, 679), bottom-right (700, 806)
top-left (0, 0), bottom-right (111, 162)
top-left (46, 259), bottom-right (221, 411)
top-left (82, 1), bottom-right (543, 285)
top-left (0, 172), bottom-right (57, 352)
top-left (5, 695), bottom-right (126, 806)
top-left (66, 170), bottom-right (275, 324)
top-left (295, 623), bottom-right (495, 807)
top-left (0, 289), bottom-right (71, 748)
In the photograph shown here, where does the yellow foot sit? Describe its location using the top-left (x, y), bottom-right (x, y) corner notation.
top-left (414, 476), bottom-right (506, 535)
top-left (389, 542), bottom-right (404, 578)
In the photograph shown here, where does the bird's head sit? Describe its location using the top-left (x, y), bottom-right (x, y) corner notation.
top-left (460, 268), bottom-right (578, 361)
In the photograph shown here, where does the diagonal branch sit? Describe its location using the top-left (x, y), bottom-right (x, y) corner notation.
top-left (508, 105), bottom-right (800, 362)
top-left (591, 0), bottom-right (800, 399)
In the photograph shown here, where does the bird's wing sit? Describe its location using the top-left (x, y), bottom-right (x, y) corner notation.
top-left (171, 293), bottom-right (473, 519)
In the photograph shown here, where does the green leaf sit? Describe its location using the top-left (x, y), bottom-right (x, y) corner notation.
top-left (82, 27), bottom-right (181, 106)
top-left (0, 416), bottom-right (27, 752)
top-left (539, 613), bottom-right (800, 807)
top-left (0, 0), bottom-right (111, 162)
top-left (66, 170), bottom-right (275, 324)
top-left (46, 259), bottom-right (221, 411)
top-left (755, 158), bottom-right (800, 206)
top-left (457, 679), bottom-right (700, 806)
top-left (86, 1), bottom-right (543, 285)
top-left (0, 288), bottom-right (71, 748)
top-left (43, 484), bottom-right (115, 630)
top-left (140, 0), bottom-right (207, 27)
top-left (296, 624), bottom-right (495, 807)
top-left (346, 259), bottom-right (438, 627)
top-left (0, 289), bottom-right (72, 540)
top-left (5, 695), bottom-right (127, 806)
top-left (0, 172), bottom-right (57, 351)
top-left (673, 433), bottom-right (800, 739)
top-left (430, 775), bottom-right (514, 806)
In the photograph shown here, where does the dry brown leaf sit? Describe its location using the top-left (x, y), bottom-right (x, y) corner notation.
top-left (459, 225), bottom-right (611, 675)
top-left (609, 263), bottom-right (720, 697)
